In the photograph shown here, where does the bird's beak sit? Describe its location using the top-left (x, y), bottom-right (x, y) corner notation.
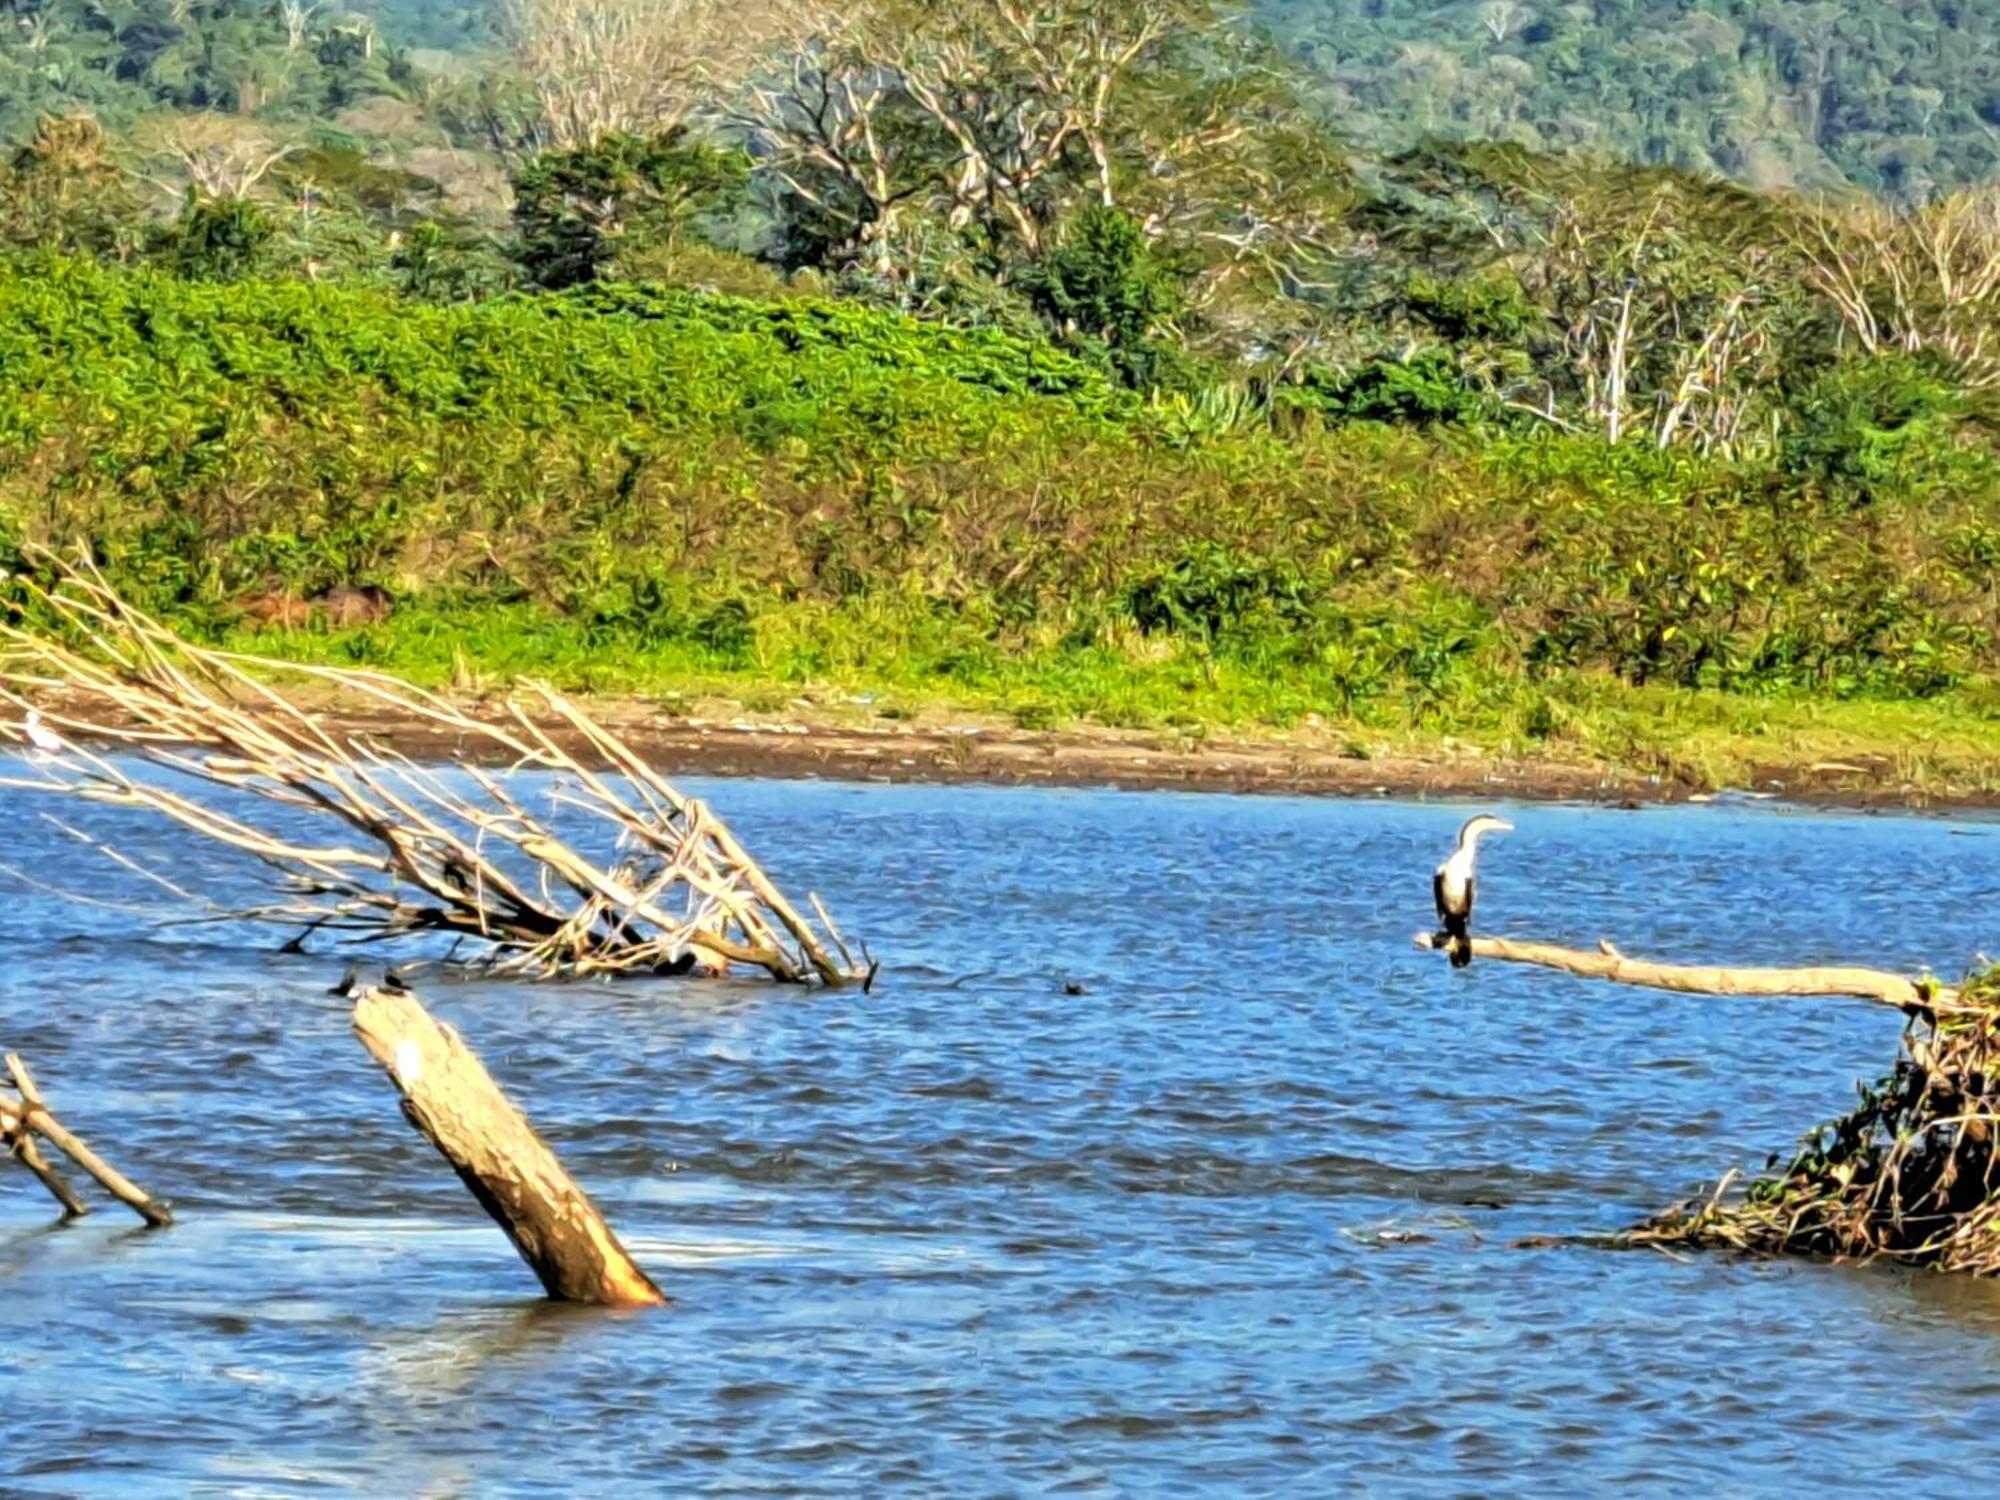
top-left (1495, 820), bottom-right (1515, 832)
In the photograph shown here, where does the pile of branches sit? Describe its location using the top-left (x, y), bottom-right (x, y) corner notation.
top-left (0, 551), bottom-right (864, 985)
top-left (1627, 968), bottom-right (2000, 1273)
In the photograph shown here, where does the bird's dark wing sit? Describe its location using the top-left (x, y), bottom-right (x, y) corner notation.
top-left (1433, 870), bottom-right (1449, 924)
top-left (1464, 875), bottom-right (1476, 923)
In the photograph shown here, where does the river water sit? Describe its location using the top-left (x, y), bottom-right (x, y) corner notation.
top-left (3, 773), bottom-right (2000, 1494)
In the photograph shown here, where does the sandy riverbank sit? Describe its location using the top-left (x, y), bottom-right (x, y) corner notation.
top-left (311, 693), bottom-right (1995, 812)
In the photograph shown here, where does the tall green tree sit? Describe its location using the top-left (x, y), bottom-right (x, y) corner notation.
top-left (0, 113), bottom-right (140, 257)
top-left (510, 129), bottom-right (749, 289)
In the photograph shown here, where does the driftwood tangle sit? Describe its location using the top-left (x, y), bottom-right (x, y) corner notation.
top-left (0, 548), bottom-right (864, 985)
top-left (1, 1052), bottom-right (172, 1226)
top-left (352, 984), bottom-right (666, 1307)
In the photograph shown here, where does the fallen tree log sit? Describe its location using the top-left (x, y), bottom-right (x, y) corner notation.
top-left (1, 1053), bottom-right (172, 1226)
top-left (352, 983), bottom-right (666, 1307)
top-left (1418, 926), bottom-right (2000, 1273)
top-left (1412, 931), bottom-right (1952, 1011)
top-left (0, 547), bottom-right (864, 985)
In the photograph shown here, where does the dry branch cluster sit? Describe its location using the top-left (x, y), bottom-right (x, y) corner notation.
top-left (1800, 187), bottom-right (2000, 390)
top-left (504, 0), bottom-right (816, 150)
top-left (0, 554), bottom-right (864, 985)
top-left (1629, 970), bottom-right (2000, 1273)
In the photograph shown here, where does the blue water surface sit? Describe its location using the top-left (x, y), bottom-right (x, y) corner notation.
top-left (3, 773), bottom-right (1999, 1495)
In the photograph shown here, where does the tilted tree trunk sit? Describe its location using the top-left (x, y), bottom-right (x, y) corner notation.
top-left (352, 985), bottom-right (667, 1307)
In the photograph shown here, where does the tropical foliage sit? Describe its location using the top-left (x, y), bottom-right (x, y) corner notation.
top-left (0, 0), bottom-right (1993, 773)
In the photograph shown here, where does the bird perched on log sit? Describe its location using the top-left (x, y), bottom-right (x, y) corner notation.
top-left (1433, 813), bottom-right (1513, 968)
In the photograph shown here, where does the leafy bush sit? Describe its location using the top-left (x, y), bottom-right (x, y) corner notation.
top-left (1403, 271), bottom-right (1539, 343)
top-left (159, 195), bottom-right (277, 281)
top-left (1294, 351), bottom-right (1485, 426)
top-left (1123, 544), bottom-right (1314, 645)
top-left (1783, 354), bottom-right (1971, 502)
top-left (1019, 205), bottom-right (1195, 389)
top-left (511, 131), bottom-right (749, 290)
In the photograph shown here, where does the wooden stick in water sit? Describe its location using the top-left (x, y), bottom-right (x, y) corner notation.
top-left (351, 985), bottom-right (667, 1308)
top-left (0, 1090), bottom-right (91, 1219)
top-left (3, 1055), bottom-right (174, 1226)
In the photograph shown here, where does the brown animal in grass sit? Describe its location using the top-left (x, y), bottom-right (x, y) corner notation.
top-left (235, 590), bottom-right (314, 629)
top-left (309, 583), bottom-right (394, 627)
top-left (233, 583), bottom-right (394, 631)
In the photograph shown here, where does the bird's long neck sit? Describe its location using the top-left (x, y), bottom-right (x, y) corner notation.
top-left (1449, 823), bottom-right (1498, 876)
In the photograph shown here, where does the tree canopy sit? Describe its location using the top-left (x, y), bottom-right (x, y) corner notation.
top-left (1255, 0), bottom-right (2000, 198)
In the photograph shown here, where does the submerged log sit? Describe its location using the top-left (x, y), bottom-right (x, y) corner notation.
top-left (0, 1093), bottom-right (90, 1219)
top-left (1, 1053), bottom-right (172, 1226)
top-left (351, 985), bottom-right (666, 1307)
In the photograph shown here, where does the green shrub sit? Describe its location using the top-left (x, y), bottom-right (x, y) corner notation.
top-left (1783, 353), bottom-right (1969, 502)
top-left (1018, 205), bottom-right (1196, 391)
top-left (0, 255), bottom-right (1991, 735)
top-left (159, 195), bottom-right (277, 281)
top-left (510, 131), bottom-right (749, 290)
top-left (1295, 351), bottom-right (1485, 426)
top-left (1123, 544), bottom-right (1314, 644)
top-left (1404, 271), bottom-right (1539, 343)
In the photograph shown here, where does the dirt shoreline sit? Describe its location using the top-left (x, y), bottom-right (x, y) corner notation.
top-left (315, 695), bottom-right (1997, 813)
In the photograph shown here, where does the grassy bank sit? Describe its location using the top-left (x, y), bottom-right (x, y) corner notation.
top-left (220, 600), bottom-right (2000, 799)
top-left (2, 256), bottom-right (1997, 794)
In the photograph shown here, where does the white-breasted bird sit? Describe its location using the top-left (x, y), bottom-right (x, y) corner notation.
top-left (1433, 813), bottom-right (1513, 969)
top-left (22, 710), bottom-right (64, 757)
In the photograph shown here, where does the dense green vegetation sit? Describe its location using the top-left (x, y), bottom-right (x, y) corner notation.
top-left (0, 251), bottom-right (1995, 789)
top-left (1258, 0), bottom-right (2000, 197)
top-left (0, 0), bottom-right (1994, 790)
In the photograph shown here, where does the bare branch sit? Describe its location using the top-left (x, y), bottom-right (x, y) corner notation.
top-left (504, 0), bottom-right (814, 149)
top-left (0, 548), bottom-right (863, 985)
top-left (1413, 930), bottom-right (1950, 1012)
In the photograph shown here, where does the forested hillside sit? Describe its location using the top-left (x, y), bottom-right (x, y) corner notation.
top-left (1256, 0), bottom-right (2000, 196)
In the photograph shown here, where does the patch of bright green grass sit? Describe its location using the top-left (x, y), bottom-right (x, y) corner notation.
top-left (219, 597), bottom-right (2000, 796)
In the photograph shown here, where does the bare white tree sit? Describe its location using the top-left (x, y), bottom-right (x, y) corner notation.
top-left (504, 0), bottom-right (813, 150)
top-left (143, 116), bottom-right (297, 202)
top-left (1517, 197), bottom-right (1786, 453)
top-left (280, 0), bottom-right (320, 55)
top-left (889, 0), bottom-right (1200, 253)
top-left (1479, 0), bottom-right (1531, 45)
top-left (734, 16), bottom-right (928, 270)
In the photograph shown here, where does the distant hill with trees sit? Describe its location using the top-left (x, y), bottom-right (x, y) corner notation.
top-left (1254, 0), bottom-right (2000, 198)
